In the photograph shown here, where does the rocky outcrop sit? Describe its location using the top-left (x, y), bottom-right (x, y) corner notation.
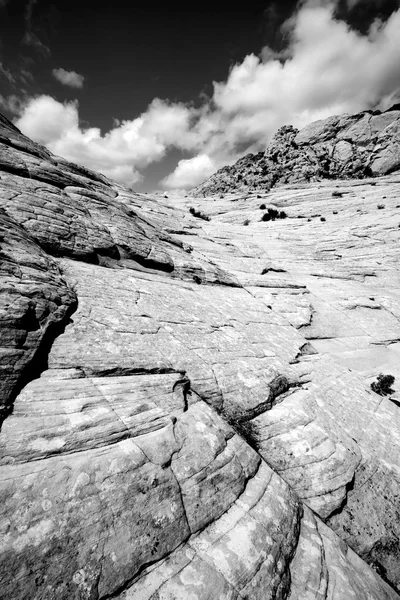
top-left (192, 106), bottom-right (400, 196)
top-left (1, 112), bottom-right (400, 599)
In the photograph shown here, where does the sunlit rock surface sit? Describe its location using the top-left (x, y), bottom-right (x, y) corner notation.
top-left (0, 112), bottom-right (399, 598)
top-left (192, 106), bottom-right (400, 197)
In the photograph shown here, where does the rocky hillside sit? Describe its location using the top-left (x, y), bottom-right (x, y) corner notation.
top-left (1, 113), bottom-right (400, 599)
top-left (192, 106), bottom-right (400, 196)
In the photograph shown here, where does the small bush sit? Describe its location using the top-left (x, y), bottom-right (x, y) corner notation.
top-left (320, 217), bottom-right (326, 222)
top-left (371, 373), bottom-right (395, 396)
top-left (332, 191), bottom-right (343, 197)
top-left (189, 207), bottom-right (211, 221)
top-left (261, 208), bottom-right (287, 222)
top-left (377, 204), bottom-right (385, 209)
top-left (333, 210), bottom-right (338, 215)
top-left (259, 203), bottom-right (266, 209)
top-left (243, 219), bottom-right (250, 226)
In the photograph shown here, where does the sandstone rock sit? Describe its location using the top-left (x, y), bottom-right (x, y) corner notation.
top-left (192, 107), bottom-right (400, 196)
top-left (1, 112), bottom-right (400, 598)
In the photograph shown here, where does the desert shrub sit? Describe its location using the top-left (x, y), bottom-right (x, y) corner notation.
top-left (320, 217), bottom-right (326, 222)
top-left (333, 210), bottom-right (338, 214)
top-left (332, 191), bottom-right (343, 197)
top-left (377, 204), bottom-right (385, 209)
top-left (307, 218), bottom-right (312, 221)
top-left (371, 373), bottom-right (395, 396)
top-left (259, 203), bottom-right (266, 209)
top-left (189, 207), bottom-right (211, 221)
top-left (257, 194), bottom-right (262, 199)
top-left (261, 267), bottom-right (286, 275)
top-left (261, 208), bottom-right (287, 222)
top-left (243, 219), bottom-right (250, 226)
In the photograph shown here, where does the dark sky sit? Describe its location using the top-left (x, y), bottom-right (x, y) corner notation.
top-left (0, 1), bottom-right (303, 128)
top-left (1, 0), bottom-right (399, 190)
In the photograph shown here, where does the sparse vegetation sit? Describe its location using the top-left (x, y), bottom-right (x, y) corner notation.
top-left (243, 219), bottom-right (250, 226)
top-left (333, 210), bottom-right (338, 214)
top-left (189, 207), bottom-right (211, 221)
top-left (332, 191), bottom-right (343, 197)
top-left (371, 373), bottom-right (395, 396)
top-left (320, 217), bottom-right (326, 222)
top-left (261, 208), bottom-right (287, 222)
top-left (377, 204), bottom-right (385, 209)
top-left (259, 203), bottom-right (266, 209)
top-left (261, 267), bottom-right (286, 275)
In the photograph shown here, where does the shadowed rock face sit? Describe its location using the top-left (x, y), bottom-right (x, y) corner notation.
top-left (192, 107), bottom-right (400, 197)
top-left (0, 112), bottom-right (400, 599)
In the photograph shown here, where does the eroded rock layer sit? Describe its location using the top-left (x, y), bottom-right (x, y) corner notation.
top-left (192, 106), bottom-right (400, 196)
top-left (0, 113), bottom-right (399, 599)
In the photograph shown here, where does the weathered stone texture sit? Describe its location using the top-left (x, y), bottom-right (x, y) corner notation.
top-left (0, 112), bottom-right (400, 599)
top-left (192, 107), bottom-right (400, 196)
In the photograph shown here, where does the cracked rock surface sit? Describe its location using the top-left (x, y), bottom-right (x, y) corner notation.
top-left (0, 112), bottom-right (400, 599)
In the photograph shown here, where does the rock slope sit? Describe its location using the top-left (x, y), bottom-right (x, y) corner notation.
top-left (0, 113), bottom-right (399, 599)
top-left (192, 105), bottom-right (400, 196)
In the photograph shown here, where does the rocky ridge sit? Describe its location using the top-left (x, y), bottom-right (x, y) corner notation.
top-left (0, 112), bottom-right (400, 599)
top-left (192, 105), bottom-right (400, 196)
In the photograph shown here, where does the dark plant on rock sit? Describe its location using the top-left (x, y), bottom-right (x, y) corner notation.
top-left (261, 208), bottom-right (287, 222)
top-left (371, 373), bottom-right (395, 396)
top-left (189, 207), bottom-right (211, 221)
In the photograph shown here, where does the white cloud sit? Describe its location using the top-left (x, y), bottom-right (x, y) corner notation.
top-left (0, 94), bottom-right (24, 115)
top-left (52, 68), bottom-right (85, 89)
top-left (13, 95), bottom-right (195, 185)
top-left (162, 155), bottom-right (216, 189)
top-left (9, 1), bottom-right (400, 189)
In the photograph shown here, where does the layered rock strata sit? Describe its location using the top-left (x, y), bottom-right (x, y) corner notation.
top-left (192, 106), bottom-right (400, 196)
top-left (0, 113), bottom-right (399, 599)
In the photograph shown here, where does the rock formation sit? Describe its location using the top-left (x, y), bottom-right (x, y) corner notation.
top-left (0, 111), bottom-right (399, 599)
top-left (192, 106), bottom-right (400, 196)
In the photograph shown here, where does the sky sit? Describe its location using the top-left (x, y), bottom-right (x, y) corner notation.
top-left (1, 0), bottom-right (400, 192)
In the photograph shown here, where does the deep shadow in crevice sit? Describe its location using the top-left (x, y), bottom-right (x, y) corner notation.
top-left (0, 297), bottom-right (78, 432)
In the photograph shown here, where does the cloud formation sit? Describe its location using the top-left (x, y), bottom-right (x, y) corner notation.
top-left (0, 62), bottom-right (15, 84)
top-left (11, 1), bottom-right (400, 189)
top-left (162, 155), bottom-right (216, 189)
top-left (52, 68), bottom-right (85, 88)
top-left (22, 0), bottom-right (51, 57)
